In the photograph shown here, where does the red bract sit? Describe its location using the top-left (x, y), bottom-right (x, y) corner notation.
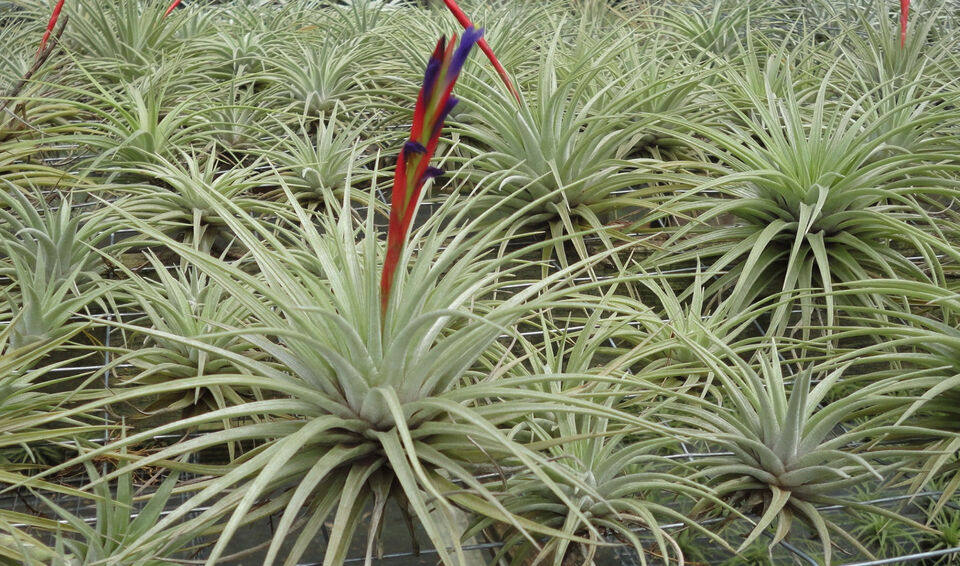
top-left (442, 0), bottom-right (520, 102)
top-left (37, 0), bottom-right (65, 57)
top-left (379, 28), bottom-right (482, 315)
top-left (900, 0), bottom-right (910, 48)
top-left (163, 0), bottom-right (182, 18)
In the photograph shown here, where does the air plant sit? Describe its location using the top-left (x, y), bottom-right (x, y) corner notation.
top-left (3, 250), bottom-right (112, 352)
top-left (0, 27), bottom-right (33, 94)
top-left (454, 47), bottom-right (681, 266)
top-left (651, 0), bottom-right (763, 58)
top-left (0, 186), bottom-right (110, 287)
top-left (108, 154), bottom-right (275, 252)
top-left (55, 81), bottom-right (218, 171)
top-left (109, 253), bottom-right (259, 418)
top-left (38, 171), bottom-right (661, 565)
top-left (850, 496), bottom-right (924, 559)
top-left (21, 28), bottom-right (623, 566)
top-left (199, 28), bottom-right (278, 78)
top-left (477, 307), bottom-right (732, 566)
top-left (261, 108), bottom-right (377, 204)
top-left (921, 497), bottom-right (960, 563)
top-left (646, 62), bottom-right (960, 336)
top-left (264, 38), bottom-right (371, 116)
top-left (38, 0), bottom-right (182, 58)
top-left (37, 459), bottom-right (201, 565)
top-left (57, 0), bottom-right (185, 74)
top-left (6, 2), bottom-right (960, 564)
top-left (201, 82), bottom-right (275, 158)
top-left (0, 187), bottom-right (116, 350)
top-left (837, 0), bottom-right (951, 84)
top-left (673, 343), bottom-right (940, 563)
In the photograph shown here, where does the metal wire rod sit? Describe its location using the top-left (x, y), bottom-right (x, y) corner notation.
top-left (841, 546), bottom-right (960, 566)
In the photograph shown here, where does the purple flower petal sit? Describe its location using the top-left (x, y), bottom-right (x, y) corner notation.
top-left (421, 167), bottom-right (444, 184)
top-left (446, 27), bottom-right (483, 86)
top-left (422, 54), bottom-right (443, 99)
top-left (404, 140), bottom-right (427, 155)
top-left (432, 97), bottom-right (459, 137)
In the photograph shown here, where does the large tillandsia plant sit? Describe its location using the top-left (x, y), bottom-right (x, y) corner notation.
top-left (29, 30), bottom-right (662, 566)
top-left (46, 180), bottom-right (660, 566)
top-left (454, 40), bottom-right (690, 265)
top-left (670, 342), bottom-right (943, 563)
top-left (647, 62), bottom-right (960, 336)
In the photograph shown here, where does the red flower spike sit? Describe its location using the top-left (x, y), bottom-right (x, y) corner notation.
top-left (380, 28), bottom-right (482, 317)
top-left (900, 0), bottom-right (910, 48)
top-left (442, 0), bottom-right (520, 103)
top-left (163, 0), bottom-right (182, 18)
top-left (37, 0), bottom-right (65, 58)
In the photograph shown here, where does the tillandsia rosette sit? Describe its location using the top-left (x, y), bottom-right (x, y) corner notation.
top-left (38, 0), bottom-right (183, 56)
top-left (380, 26), bottom-right (482, 313)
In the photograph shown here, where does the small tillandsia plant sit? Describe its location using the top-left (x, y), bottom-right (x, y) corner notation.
top-left (476, 306), bottom-right (733, 566)
top-left (38, 465), bottom-right (193, 566)
top-left (108, 252), bottom-right (258, 419)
